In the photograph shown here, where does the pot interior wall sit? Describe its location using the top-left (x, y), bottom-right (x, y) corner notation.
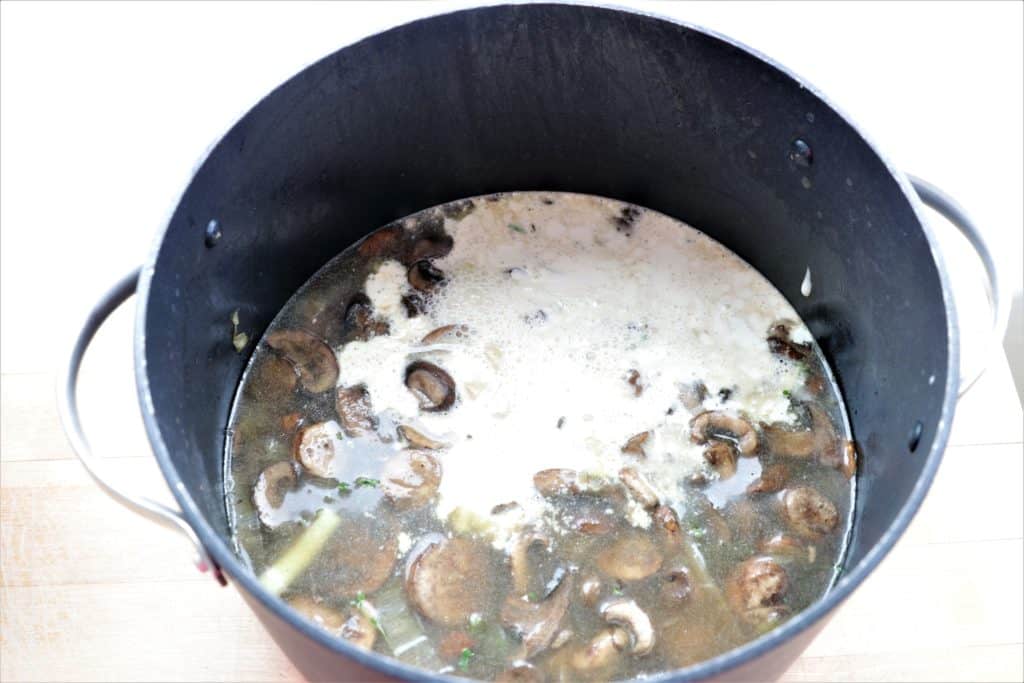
top-left (143, 4), bottom-right (949, 575)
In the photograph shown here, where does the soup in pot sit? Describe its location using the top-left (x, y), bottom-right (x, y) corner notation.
top-left (225, 193), bottom-right (855, 681)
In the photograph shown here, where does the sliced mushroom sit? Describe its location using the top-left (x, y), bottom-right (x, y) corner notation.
top-left (252, 461), bottom-right (298, 528)
top-left (397, 424), bottom-right (447, 450)
top-left (759, 533), bottom-right (806, 561)
top-left (357, 225), bottom-right (403, 259)
top-left (408, 233), bottom-right (454, 263)
top-left (747, 462), bottom-right (790, 495)
top-left (652, 505), bottom-right (683, 549)
top-left (596, 533), bottom-right (663, 581)
top-left (690, 411), bottom-right (758, 455)
top-left (621, 431), bottom-right (651, 457)
top-left (380, 450), bottom-right (441, 510)
top-left (571, 627), bottom-right (630, 672)
top-left (408, 260), bottom-right (446, 292)
top-left (287, 596), bottom-right (346, 636)
top-left (496, 662), bottom-right (543, 683)
top-left (407, 537), bottom-right (493, 626)
top-left (679, 381), bottom-right (709, 411)
top-left (246, 353), bottom-right (299, 398)
top-left (280, 412), bottom-right (304, 433)
top-left (661, 566), bottom-right (692, 603)
top-left (726, 557), bottom-right (789, 625)
top-left (343, 294), bottom-right (390, 341)
top-left (340, 610), bottom-right (377, 650)
top-left (500, 574), bottom-right (574, 659)
top-left (762, 404), bottom-right (838, 464)
top-left (570, 512), bottom-right (616, 536)
top-left (626, 369), bottom-right (643, 397)
top-left (421, 324), bottom-right (470, 345)
top-left (509, 531), bottom-right (552, 595)
top-left (618, 467), bottom-right (660, 509)
top-left (601, 598), bottom-right (655, 656)
top-left (335, 384), bottom-right (375, 437)
top-left (533, 469), bottom-right (580, 497)
top-left (317, 519), bottom-right (398, 599)
top-left (551, 629), bottom-right (573, 650)
top-left (782, 486), bottom-right (839, 539)
top-left (293, 420), bottom-right (344, 478)
top-left (703, 441), bottom-right (737, 479)
top-left (767, 321), bottom-right (812, 361)
top-left (266, 329), bottom-right (339, 393)
top-left (405, 361), bottom-right (456, 412)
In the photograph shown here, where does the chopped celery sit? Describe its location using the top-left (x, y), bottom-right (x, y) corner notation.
top-left (259, 509), bottom-right (341, 595)
top-left (372, 581), bottom-right (443, 671)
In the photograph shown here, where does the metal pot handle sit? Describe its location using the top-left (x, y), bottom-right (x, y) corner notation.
top-left (908, 176), bottom-right (1010, 397)
top-left (56, 268), bottom-right (226, 586)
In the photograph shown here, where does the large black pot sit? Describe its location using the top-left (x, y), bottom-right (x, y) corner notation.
top-left (61, 4), bottom-right (1001, 681)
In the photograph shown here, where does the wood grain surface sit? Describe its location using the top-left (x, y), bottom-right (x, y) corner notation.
top-left (1, 305), bottom-right (1022, 682)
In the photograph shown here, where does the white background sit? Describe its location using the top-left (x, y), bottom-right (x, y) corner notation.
top-left (2, 0), bottom-right (1022, 390)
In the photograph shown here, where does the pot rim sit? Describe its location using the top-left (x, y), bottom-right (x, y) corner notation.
top-left (133, 3), bottom-right (960, 681)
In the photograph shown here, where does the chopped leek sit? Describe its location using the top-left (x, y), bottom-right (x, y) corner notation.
top-left (259, 509), bottom-right (341, 595)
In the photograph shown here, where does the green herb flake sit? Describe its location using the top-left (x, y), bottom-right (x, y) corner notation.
top-left (612, 585), bottom-right (624, 596)
top-left (351, 591), bottom-right (366, 608)
top-left (354, 476), bottom-right (380, 489)
top-left (337, 482), bottom-right (352, 494)
top-left (782, 389), bottom-right (792, 398)
top-left (458, 648), bottom-right (475, 672)
top-left (527, 592), bottom-right (538, 603)
top-left (508, 223), bottom-right (526, 234)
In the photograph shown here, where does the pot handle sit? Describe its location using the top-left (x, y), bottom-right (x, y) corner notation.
top-left (56, 268), bottom-right (226, 586)
top-left (908, 176), bottom-right (1009, 397)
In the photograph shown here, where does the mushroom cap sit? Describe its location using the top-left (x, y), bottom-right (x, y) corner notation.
top-left (782, 486), bottom-right (839, 539)
top-left (293, 420), bottom-right (344, 479)
top-left (533, 469), bottom-right (580, 497)
top-left (596, 533), bottom-right (663, 581)
top-left (618, 467), bottom-right (660, 509)
top-left (396, 424), bottom-right (447, 450)
top-left (380, 450), bottom-right (442, 510)
top-left (408, 260), bottom-right (446, 292)
top-left (500, 574), bottom-right (574, 659)
top-left (747, 462), bottom-right (790, 495)
top-left (335, 384), bottom-right (376, 437)
top-left (621, 431), bottom-right (651, 457)
top-left (405, 361), bottom-right (456, 412)
top-left (252, 461), bottom-right (298, 528)
top-left (726, 556), bottom-right (789, 622)
top-left (570, 627), bottom-right (630, 672)
top-left (265, 329), bottom-right (338, 394)
top-left (406, 537), bottom-right (494, 626)
top-left (313, 517), bottom-right (398, 599)
top-left (601, 598), bottom-right (655, 656)
top-left (703, 441), bottom-right (738, 479)
top-left (690, 411), bottom-right (758, 455)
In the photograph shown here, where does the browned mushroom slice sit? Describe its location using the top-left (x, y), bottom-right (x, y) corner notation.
top-left (501, 574), bottom-right (574, 659)
top-left (570, 627), bottom-right (630, 672)
top-left (679, 381), bottom-right (709, 411)
top-left (406, 537), bottom-right (493, 626)
top-left (266, 329), bottom-right (339, 393)
top-left (252, 461), bottom-right (298, 528)
top-left (601, 598), bottom-right (655, 656)
top-left (660, 566), bottom-right (692, 604)
top-left (405, 361), bottom-right (456, 412)
top-left (758, 533), bottom-right (806, 561)
top-left (509, 532), bottom-right (552, 595)
top-left (652, 505), bottom-right (683, 549)
top-left (690, 412), bottom-right (758, 455)
top-left (782, 486), bottom-right (839, 539)
top-left (421, 324), bottom-right (470, 345)
top-left (496, 661), bottom-right (543, 683)
top-left (380, 451), bottom-right (441, 510)
top-left (246, 353), bottom-right (299, 398)
top-left (746, 462), bottom-right (790, 495)
top-left (580, 575), bottom-right (602, 607)
top-left (766, 321), bottom-right (812, 361)
top-left (397, 424), bottom-right (447, 450)
top-left (280, 412), bottom-right (304, 433)
top-left (703, 441), bottom-right (738, 479)
top-left (625, 369), bottom-right (643, 397)
top-left (317, 519), bottom-right (398, 599)
top-left (570, 513), bottom-right (616, 536)
top-left (618, 467), bottom-right (660, 509)
top-left (621, 431), bottom-right (651, 457)
top-left (533, 469), bottom-right (580, 497)
top-left (343, 294), bottom-right (390, 342)
top-left (335, 384), bottom-right (375, 437)
top-left (288, 596), bottom-right (346, 636)
top-left (596, 533), bottom-right (663, 581)
top-left (762, 404), bottom-right (838, 464)
top-left (408, 233), bottom-right (454, 263)
top-left (340, 611), bottom-right (377, 650)
top-left (726, 557), bottom-right (789, 626)
top-left (357, 225), bottom-right (403, 259)
top-left (293, 420), bottom-right (344, 478)
top-left (408, 260), bottom-right (446, 292)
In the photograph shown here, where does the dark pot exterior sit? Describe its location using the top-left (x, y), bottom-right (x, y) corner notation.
top-left (134, 4), bottom-right (957, 681)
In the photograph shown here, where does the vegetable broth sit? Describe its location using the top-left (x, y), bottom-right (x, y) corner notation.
top-left (225, 193), bottom-right (855, 681)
